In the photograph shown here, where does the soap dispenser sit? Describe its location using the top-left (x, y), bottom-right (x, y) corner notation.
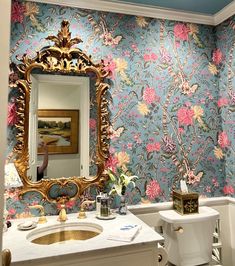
top-left (96, 192), bottom-right (103, 215)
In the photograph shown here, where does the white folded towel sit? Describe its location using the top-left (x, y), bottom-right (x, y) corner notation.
top-left (107, 224), bottom-right (142, 242)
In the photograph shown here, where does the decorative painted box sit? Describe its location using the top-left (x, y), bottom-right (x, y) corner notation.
top-left (172, 190), bottom-right (199, 215)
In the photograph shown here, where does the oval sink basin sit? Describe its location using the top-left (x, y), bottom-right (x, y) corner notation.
top-left (27, 222), bottom-right (103, 245)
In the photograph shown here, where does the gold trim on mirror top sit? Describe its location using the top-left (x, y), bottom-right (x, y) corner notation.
top-left (13, 20), bottom-right (110, 202)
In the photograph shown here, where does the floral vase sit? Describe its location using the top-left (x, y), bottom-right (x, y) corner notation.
top-left (118, 195), bottom-right (127, 215)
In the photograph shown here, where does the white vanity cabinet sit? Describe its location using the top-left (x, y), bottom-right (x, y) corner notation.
top-left (24, 243), bottom-right (160, 266)
top-left (3, 211), bottom-right (163, 266)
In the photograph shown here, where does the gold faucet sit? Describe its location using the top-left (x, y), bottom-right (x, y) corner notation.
top-left (57, 197), bottom-right (68, 222)
top-left (29, 205), bottom-right (47, 224)
top-left (58, 204), bottom-right (67, 222)
top-left (78, 200), bottom-right (95, 219)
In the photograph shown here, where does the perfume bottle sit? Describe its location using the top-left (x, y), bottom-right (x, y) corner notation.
top-left (100, 194), bottom-right (110, 217)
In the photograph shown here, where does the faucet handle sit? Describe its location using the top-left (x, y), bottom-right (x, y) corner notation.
top-left (29, 205), bottom-right (47, 224)
top-left (78, 200), bottom-right (95, 219)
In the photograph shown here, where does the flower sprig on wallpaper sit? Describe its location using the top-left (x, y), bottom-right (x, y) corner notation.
top-left (107, 168), bottom-right (138, 196)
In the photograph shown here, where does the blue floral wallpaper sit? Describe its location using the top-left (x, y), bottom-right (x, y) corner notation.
top-left (215, 17), bottom-right (235, 196)
top-left (6, 0), bottom-right (235, 218)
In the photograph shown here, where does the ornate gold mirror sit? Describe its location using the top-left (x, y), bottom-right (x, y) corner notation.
top-left (12, 20), bottom-right (110, 202)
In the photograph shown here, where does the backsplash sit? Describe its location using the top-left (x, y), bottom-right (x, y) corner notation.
top-left (6, 0), bottom-right (235, 218)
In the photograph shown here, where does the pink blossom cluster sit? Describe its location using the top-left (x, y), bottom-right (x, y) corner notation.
top-left (174, 23), bottom-right (190, 41)
top-left (105, 155), bottom-right (118, 173)
top-left (217, 97), bottom-right (229, 107)
top-left (11, 1), bottom-right (25, 23)
top-left (143, 87), bottom-right (159, 104)
top-left (177, 107), bottom-right (194, 126)
top-left (143, 52), bottom-right (158, 62)
top-left (218, 131), bottom-right (230, 148)
top-left (223, 185), bottom-right (234, 195)
top-left (146, 180), bottom-right (161, 200)
top-left (7, 102), bottom-right (18, 126)
top-left (212, 49), bottom-right (223, 65)
top-left (146, 142), bottom-right (161, 153)
top-left (89, 118), bottom-right (96, 130)
top-left (103, 57), bottom-right (116, 78)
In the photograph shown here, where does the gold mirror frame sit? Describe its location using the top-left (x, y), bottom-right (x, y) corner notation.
top-left (12, 20), bottom-right (110, 202)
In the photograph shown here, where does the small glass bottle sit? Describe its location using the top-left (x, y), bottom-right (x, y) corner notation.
top-left (100, 194), bottom-right (110, 217)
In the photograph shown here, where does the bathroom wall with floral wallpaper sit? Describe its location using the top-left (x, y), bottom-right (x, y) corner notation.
top-left (214, 18), bottom-right (235, 197)
top-left (5, 0), bottom-right (235, 218)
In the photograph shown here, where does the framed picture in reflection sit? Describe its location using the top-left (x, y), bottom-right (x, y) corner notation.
top-left (37, 109), bottom-right (79, 154)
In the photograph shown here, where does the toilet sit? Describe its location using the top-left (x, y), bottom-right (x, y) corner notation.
top-left (159, 206), bottom-right (219, 266)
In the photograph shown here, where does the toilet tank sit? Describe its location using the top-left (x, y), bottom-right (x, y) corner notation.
top-left (159, 206), bottom-right (219, 266)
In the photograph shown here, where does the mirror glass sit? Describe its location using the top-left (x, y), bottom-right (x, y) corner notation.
top-left (28, 73), bottom-right (96, 181)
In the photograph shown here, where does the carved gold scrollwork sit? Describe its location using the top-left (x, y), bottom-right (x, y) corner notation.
top-left (12, 20), bottom-right (110, 202)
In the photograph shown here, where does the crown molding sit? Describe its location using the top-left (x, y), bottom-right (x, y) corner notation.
top-left (32, 0), bottom-right (235, 26)
top-left (214, 0), bottom-right (235, 25)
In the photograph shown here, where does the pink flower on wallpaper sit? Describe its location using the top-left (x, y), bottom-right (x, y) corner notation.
top-left (150, 53), bottom-right (158, 61)
top-left (223, 185), bottom-right (234, 195)
top-left (7, 102), bottom-right (18, 126)
top-left (217, 97), bottom-right (229, 107)
top-left (143, 54), bottom-right (151, 61)
top-left (7, 208), bottom-right (16, 215)
top-left (11, 1), bottom-right (25, 23)
top-left (178, 127), bottom-right (185, 134)
top-left (143, 87), bottom-right (156, 104)
top-left (103, 57), bottom-right (116, 78)
top-left (174, 23), bottom-right (190, 41)
top-left (218, 131), bottom-right (230, 148)
top-left (89, 118), bottom-right (96, 130)
top-left (65, 200), bottom-right (76, 209)
top-left (134, 133), bottom-right (142, 144)
top-left (177, 107), bottom-right (194, 126)
top-left (105, 155), bottom-right (118, 172)
top-left (131, 44), bottom-right (139, 53)
top-left (146, 142), bottom-right (161, 153)
top-left (143, 53), bottom-right (158, 62)
top-left (212, 49), bottom-right (223, 65)
top-left (212, 178), bottom-right (219, 187)
top-left (7, 208), bottom-right (16, 219)
top-left (146, 180), bottom-right (161, 200)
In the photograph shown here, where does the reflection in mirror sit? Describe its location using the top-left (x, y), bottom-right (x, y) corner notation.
top-left (28, 74), bottom-right (91, 181)
top-left (11, 20), bottom-right (110, 202)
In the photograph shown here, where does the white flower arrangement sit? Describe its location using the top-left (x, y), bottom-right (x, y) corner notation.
top-left (107, 169), bottom-right (138, 196)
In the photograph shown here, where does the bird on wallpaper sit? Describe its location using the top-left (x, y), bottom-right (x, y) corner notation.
top-left (109, 125), bottom-right (125, 139)
top-left (87, 14), bottom-right (122, 46)
top-left (178, 72), bottom-right (199, 95)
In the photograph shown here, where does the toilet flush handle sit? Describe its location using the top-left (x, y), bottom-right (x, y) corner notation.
top-left (173, 226), bottom-right (184, 233)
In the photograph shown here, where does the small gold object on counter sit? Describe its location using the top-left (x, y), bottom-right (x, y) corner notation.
top-left (78, 200), bottom-right (95, 219)
top-left (172, 190), bottom-right (199, 215)
top-left (29, 205), bottom-right (47, 224)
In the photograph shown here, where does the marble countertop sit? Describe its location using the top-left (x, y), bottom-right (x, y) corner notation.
top-left (3, 211), bottom-right (163, 264)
